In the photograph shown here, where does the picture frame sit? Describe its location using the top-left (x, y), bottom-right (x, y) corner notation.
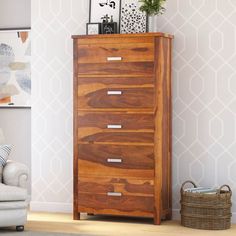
top-left (0, 28), bottom-right (31, 108)
top-left (101, 22), bottom-right (118, 34)
top-left (89, 0), bottom-right (121, 32)
top-left (120, 0), bottom-right (148, 34)
top-left (87, 23), bottom-right (101, 35)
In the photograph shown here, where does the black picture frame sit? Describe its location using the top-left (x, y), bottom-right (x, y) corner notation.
top-left (86, 23), bottom-right (101, 35)
top-left (101, 22), bottom-right (118, 34)
top-left (89, 0), bottom-right (121, 33)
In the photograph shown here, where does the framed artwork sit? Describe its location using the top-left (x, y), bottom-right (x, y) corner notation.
top-left (0, 28), bottom-right (31, 108)
top-left (89, 0), bottom-right (121, 31)
top-left (87, 23), bottom-right (101, 35)
top-left (120, 0), bottom-right (148, 34)
top-left (101, 22), bottom-right (118, 34)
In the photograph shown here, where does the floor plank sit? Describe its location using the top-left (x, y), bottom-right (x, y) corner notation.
top-left (25, 212), bottom-right (236, 236)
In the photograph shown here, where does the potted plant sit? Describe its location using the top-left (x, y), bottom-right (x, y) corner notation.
top-left (139, 0), bottom-right (167, 32)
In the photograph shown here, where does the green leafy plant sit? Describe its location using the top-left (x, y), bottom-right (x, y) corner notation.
top-left (139, 0), bottom-right (166, 16)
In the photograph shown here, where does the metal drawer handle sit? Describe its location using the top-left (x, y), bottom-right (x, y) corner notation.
top-left (107, 125), bottom-right (122, 129)
top-left (107, 158), bottom-right (122, 163)
top-left (107, 91), bottom-right (122, 95)
top-left (107, 57), bottom-right (122, 61)
top-left (107, 192), bottom-right (122, 197)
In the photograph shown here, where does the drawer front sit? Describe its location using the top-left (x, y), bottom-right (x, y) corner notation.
top-left (78, 193), bottom-right (154, 217)
top-left (78, 112), bottom-right (154, 130)
top-left (78, 62), bottom-right (154, 76)
top-left (78, 177), bottom-right (154, 196)
top-left (78, 144), bottom-right (154, 178)
top-left (77, 43), bottom-right (154, 63)
top-left (78, 77), bottom-right (154, 109)
top-left (78, 111), bottom-right (154, 143)
top-left (78, 112), bottom-right (154, 144)
top-left (78, 177), bottom-right (154, 217)
top-left (77, 36), bottom-right (154, 45)
top-left (78, 131), bottom-right (153, 144)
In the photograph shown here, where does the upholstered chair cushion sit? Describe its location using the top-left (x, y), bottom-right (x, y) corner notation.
top-left (0, 145), bottom-right (12, 182)
top-left (0, 183), bottom-right (28, 201)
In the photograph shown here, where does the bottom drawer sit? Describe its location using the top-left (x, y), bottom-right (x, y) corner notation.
top-left (78, 193), bottom-right (154, 217)
top-left (78, 177), bottom-right (154, 217)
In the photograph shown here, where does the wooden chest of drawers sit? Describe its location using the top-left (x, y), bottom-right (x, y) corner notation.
top-left (72, 33), bottom-right (173, 225)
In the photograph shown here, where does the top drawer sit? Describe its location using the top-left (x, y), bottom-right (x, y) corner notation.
top-left (77, 43), bottom-right (154, 64)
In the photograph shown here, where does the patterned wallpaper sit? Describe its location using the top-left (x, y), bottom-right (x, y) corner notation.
top-left (31, 0), bottom-right (236, 221)
top-left (153, 0), bottom-right (236, 221)
top-left (31, 0), bottom-right (89, 212)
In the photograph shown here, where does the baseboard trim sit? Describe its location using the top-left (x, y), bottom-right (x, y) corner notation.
top-left (173, 209), bottom-right (236, 223)
top-left (30, 201), bottom-right (72, 213)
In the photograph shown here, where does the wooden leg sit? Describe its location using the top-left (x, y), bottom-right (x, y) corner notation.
top-left (154, 212), bottom-right (161, 225)
top-left (73, 212), bottom-right (80, 220)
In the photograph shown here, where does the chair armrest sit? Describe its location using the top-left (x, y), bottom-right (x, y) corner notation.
top-left (3, 161), bottom-right (29, 189)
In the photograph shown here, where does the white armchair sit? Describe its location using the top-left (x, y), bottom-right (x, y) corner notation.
top-left (0, 161), bottom-right (29, 231)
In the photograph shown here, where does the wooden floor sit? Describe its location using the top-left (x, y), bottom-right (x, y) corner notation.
top-left (24, 212), bottom-right (236, 236)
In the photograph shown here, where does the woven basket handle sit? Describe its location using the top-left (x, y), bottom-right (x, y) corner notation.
top-left (218, 184), bottom-right (232, 194)
top-left (181, 180), bottom-right (197, 193)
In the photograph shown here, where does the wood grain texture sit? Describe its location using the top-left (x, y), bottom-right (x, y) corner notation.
top-left (163, 38), bottom-right (172, 220)
top-left (78, 130), bottom-right (154, 144)
top-left (78, 177), bottom-right (154, 196)
top-left (153, 37), bottom-right (172, 224)
top-left (73, 39), bottom-right (80, 220)
top-left (78, 144), bottom-right (154, 178)
top-left (78, 78), bottom-right (154, 109)
top-left (73, 33), bottom-right (173, 224)
top-left (77, 112), bottom-right (154, 144)
top-left (78, 177), bottom-right (154, 217)
top-left (78, 62), bottom-right (154, 76)
top-left (78, 76), bottom-right (154, 85)
top-left (78, 43), bottom-right (154, 63)
top-left (78, 112), bottom-right (154, 130)
top-left (73, 36), bottom-right (154, 45)
top-left (72, 32), bottom-right (174, 40)
top-left (78, 87), bottom-right (154, 109)
top-left (78, 194), bottom-right (154, 217)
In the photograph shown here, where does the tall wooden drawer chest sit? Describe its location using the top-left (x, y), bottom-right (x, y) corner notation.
top-left (72, 33), bottom-right (173, 225)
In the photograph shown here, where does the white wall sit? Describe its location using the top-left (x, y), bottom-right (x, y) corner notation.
top-left (0, 0), bottom-right (31, 180)
top-left (31, 0), bottom-right (236, 222)
top-left (31, 0), bottom-right (88, 212)
top-left (153, 0), bottom-right (236, 222)
top-left (0, 0), bottom-right (31, 28)
top-left (0, 109), bottom-right (31, 165)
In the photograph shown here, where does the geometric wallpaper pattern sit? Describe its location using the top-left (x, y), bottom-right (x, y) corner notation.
top-left (32, 0), bottom-right (236, 221)
top-left (153, 0), bottom-right (236, 220)
top-left (31, 0), bottom-right (89, 211)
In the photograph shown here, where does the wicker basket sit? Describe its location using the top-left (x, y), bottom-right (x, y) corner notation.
top-left (180, 181), bottom-right (232, 230)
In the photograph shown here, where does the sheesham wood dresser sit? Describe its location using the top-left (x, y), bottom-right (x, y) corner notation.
top-left (72, 33), bottom-right (173, 225)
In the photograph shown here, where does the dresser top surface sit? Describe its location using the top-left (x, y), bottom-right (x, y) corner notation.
top-left (72, 32), bottom-right (174, 40)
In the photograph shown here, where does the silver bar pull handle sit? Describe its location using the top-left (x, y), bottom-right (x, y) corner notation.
top-left (107, 91), bottom-right (122, 95)
top-left (107, 125), bottom-right (122, 129)
top-left (107, 192), bottom-right (122, 197)
top-left (107, 158), bottom-right (122, 163)
top-left (107, 57), bottom-right (122, 61)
